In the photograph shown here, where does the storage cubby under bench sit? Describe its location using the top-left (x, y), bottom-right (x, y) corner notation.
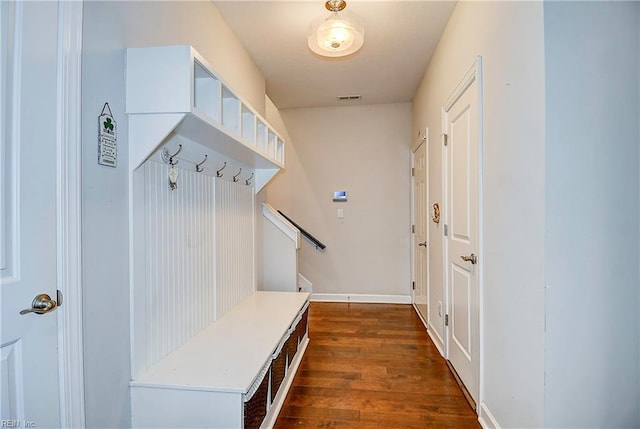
top-left (130, 291), bottom-right (310, 429)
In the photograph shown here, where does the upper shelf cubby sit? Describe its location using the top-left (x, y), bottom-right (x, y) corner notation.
top-left (126, 45), bottom-right (284, 191)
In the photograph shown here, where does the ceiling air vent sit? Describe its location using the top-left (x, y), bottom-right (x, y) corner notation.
top-left (337, 95), bottom-right (361, 101)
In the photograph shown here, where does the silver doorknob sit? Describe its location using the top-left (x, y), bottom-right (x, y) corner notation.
top-left (460, 253), bottom-right (478, 264)
top-left (418, 242), bottom-right (427, 247)
top-left (19, 293), bottom-right (58, 315)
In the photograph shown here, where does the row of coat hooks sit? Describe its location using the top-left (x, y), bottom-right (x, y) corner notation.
top-left (162, 144), bottom-right (254, 191)
top-left (214, 162), bottom-right (254, 184)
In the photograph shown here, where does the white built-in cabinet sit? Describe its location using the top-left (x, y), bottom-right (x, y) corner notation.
top-left (126, 45), bottom-right (285, 192)
top-left (126, 46), bottom-right (306, 429)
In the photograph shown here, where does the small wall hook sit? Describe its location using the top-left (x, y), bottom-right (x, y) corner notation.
top-left (195, 154), bottom-right (208, 173)
top-left (233, 168), bottom-right (242, 183)
top-left (168, 144), bottom-right (182, 166)
top-left (216, 161), bottom-right (227, 177)
top-left (245, 172), bottom-right (254, 186)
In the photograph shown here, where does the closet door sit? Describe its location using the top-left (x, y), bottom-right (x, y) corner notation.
top-left (412, 140), bottom-right (428, 322)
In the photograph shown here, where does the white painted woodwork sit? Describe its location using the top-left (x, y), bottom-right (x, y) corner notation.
top-left (132, 292), bottom-right (307, 390)
top-left (0, 1), bottom-right (61, 425)
top-left (444, 62), bottom-right (480, 404)
top-left (310, 294), bottom-right (412, 304)
top-left (126, 45), bottom-right (285, 192)
top-left (297, 273), bottom-right (313, 294)
top-left (130, 292), bottom-right (309, 428)
top-left (142, 161), bottom-right (217, 367)
top-left (123, 41), bottom-right (307, 429)
top-left (55, 1), bottom-right (85, 426)
top-left (215, 178), bottom-right (256, 318)
top-left (128, 44), bottom-right (286, 383)
top-left (1, 341), bottom-right (22, 420)
top-left (412, 139), bottom-right (428, 321)
top-left (261, 203), bottom-right (300, 292)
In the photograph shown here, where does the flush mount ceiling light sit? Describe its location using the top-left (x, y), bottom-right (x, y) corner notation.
top-left (307, 0), bottom-right (364, 58)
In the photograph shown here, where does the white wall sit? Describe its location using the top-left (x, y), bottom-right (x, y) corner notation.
top-left (412, 2), bottom-right (546, 427)
top-left (264, 103), bottom-right (412, 300)
top-left (81, 1), bottom-right (269, 427)
top-left (543, 2), bottom-right (640, 427)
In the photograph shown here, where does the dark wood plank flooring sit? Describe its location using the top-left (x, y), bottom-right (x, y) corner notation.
top-left (274, 302), bottom-right (480, 429)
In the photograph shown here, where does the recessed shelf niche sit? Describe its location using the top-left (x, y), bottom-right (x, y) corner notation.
top-left (126, 45), bottom-right (285, 192)
top-left (257, 120), bottom-right (268, 154)
top-left (241, 104), bottom-right (256, 146)
top-left (222, 85), bottom-right (240, 136)
top-left (193, 61), bottom-right (220, 121)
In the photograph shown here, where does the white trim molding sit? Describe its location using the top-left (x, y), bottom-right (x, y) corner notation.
top-left (1, 0), bottom-right (22, 285)
top-left (311, 293), bottom-right (411, 304)
top-left (478, 402), bottom-right (501, 429)
top-left (262, 203), bottom-right (300, 247)
top-left (427, 321), bottom-right (446, 357)
top-left (412, 304), bottom-right (445, 357)
top-left (55, 1), bottom-right (85, 427)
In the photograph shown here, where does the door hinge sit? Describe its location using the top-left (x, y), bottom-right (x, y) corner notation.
top-left (444, 224), bottom-right (449, 236)
top-left (445, 314), bottom-right (449, 326)
top-left (412, 224), bottom-right (415, 234)
top-left (412, 281), bottom-right (416, 290)
top-left (411, 167), bottom-right (415, 176)
top-left (442, 133), bottom-right (448, 146)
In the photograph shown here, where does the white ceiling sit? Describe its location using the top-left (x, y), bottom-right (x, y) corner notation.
top-left (214, 1), bottom-right (457, 109)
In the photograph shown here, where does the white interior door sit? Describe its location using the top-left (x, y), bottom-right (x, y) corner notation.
top-left (412, 139), bottom-right (428, 321)
top-left (1, 1), bottom-right (62, 426)
top-left (444, 64), bottom-right (480, 405)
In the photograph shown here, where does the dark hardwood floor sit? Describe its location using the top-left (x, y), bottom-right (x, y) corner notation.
top-left (274, 302), bottom-right (480, 429)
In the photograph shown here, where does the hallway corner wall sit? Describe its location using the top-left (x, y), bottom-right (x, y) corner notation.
top-left (264, 103), bottom-right (412, 300)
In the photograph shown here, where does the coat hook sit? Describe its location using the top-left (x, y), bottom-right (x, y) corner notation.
top-left (168, 144), bottom-right (182, 166)
top-left (195, 154), bottom-right (208, 173)
top-left (216, 161), bottom-right (227, 177)
top-left (245, 172), bottom-right (254, 186)
top-left (233, 168), bottom-right (242, 183)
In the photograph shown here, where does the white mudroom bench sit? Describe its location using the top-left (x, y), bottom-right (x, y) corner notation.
top-left (130, 291), bottom-right (310, 429)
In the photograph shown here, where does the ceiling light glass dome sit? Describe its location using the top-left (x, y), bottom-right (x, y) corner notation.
top-left (307, 1), bottom-right (364, 58)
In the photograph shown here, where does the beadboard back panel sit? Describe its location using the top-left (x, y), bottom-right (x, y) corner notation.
top-left (215, 178), bottom-right (255, 318)
top-left (143, 161), bottom-right (216, 367)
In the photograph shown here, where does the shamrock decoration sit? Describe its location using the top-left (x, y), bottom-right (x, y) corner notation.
top-left (103, 117), bottom-right (114, 131)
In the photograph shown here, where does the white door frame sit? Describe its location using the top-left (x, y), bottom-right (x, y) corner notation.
top-left (55, 1), bottom-right (85, 427)
top-left (441, 56), bottom-right (483, 411)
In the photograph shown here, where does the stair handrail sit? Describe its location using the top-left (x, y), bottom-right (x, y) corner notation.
top-left (276, 210), bottom-right (327, 251)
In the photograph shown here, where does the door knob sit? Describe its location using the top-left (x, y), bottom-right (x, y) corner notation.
top-left (19, 293), bottom-right (58, 315)
top-left (460, 253), bottom-right (477, 264)
top-left (418, 241), bottom-right (427, 247)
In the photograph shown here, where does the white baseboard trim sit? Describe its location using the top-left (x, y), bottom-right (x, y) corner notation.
top-left (478, 402), bottom-right (501, 429)
top-left (427, 321), bottom-right (446, 357)
top-left (310, 293), bottom-right (411, 304)
top-left (412, 304), bottom-right (446, 357)
top-left (412, 303), bottom-right (429, 329)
